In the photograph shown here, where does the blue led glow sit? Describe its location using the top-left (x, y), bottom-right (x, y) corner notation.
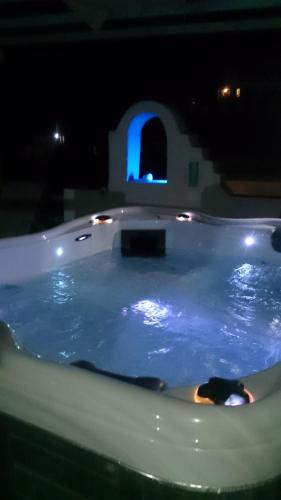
top-left (127, 112), bottom-right (167, 184)
top-left (131, 179), bottom-right (167, 184)
top-left (144, 173), bottom-right (153, 182)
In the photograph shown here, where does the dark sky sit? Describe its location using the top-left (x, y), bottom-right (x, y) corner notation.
top-left (3, 30), bottom-right (280, 126)
top-left (1, 30), bottom-right (281, 185)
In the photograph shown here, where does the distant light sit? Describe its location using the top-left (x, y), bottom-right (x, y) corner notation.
top-left (244, 236), bottom-right (255, 247)
top-left (236, 88), bottom-right (241, 98)
top-left (56, 247), bottom-right (63, 256)
top-left (53, 128), bottom-right (65, 143)
top-left (218, 86), bottom-right (231, 98)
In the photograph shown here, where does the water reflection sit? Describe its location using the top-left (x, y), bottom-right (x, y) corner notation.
top-left (227, 263), bottom-right (260, 331)
top-left (51, 271), bottom-right (75, 305)
top-left (227, 262), bottom-right (281, 365)
top-left (130, 299), bottom-right (171, 328)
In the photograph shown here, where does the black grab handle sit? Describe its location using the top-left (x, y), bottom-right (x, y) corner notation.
top-left (71, 360), bottom-right (166, 392)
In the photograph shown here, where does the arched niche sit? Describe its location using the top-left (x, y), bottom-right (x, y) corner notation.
top-left (127, 113), bottom-right (167, 184)
top-left (108, 100), bottom-right (218, 207)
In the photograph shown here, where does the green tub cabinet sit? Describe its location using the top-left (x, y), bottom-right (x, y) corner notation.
top-left (0, 413), bottom-right (280, 500)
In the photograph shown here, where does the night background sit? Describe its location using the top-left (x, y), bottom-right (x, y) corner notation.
top-left (0, 1), bottom-right (281, 231)
top-left (1, 6), bottom-right (281, 498)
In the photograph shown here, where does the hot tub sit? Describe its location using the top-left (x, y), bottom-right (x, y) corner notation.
top-left (0, 206), bottom-right (281, 499)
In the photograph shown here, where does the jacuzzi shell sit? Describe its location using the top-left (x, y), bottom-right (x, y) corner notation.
top-left (1, 206), bottom-right (281, 497)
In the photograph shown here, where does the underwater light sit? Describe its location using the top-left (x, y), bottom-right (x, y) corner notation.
top-left (176, 213), bottom-right (192, 222)
top-left (75, 234), bottom-right (92, 242)
top-left (224, 394), bottom-right (247, 406)
top-left (244, 236), bottom-right (255, 246)
top-left (224, 388), bottom-right (255, 406)
top-left (91, 215), bottom-right (113, 225)
top-left (56, 247), bottom-right (63, 257)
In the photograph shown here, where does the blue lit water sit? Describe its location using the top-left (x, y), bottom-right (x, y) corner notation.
top-left (1, 250), bottom-right (281, 387)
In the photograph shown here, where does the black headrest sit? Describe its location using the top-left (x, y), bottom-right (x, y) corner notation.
top-left (71, 360), bottom-right (166, 392)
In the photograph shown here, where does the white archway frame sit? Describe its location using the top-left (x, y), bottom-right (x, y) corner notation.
top-left (116, 101), bottom-right (189, 183)
top-left (108, 100), bottom-right (218, 208)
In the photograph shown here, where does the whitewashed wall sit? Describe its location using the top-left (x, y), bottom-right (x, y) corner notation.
top-left (108, 100), bottom-right (219, 208)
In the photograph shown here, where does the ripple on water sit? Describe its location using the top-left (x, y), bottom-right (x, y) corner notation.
top-left (1, 251), bottom-right (281, 387)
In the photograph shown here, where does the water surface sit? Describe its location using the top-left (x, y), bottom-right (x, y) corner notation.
top-left (1, 250), bottom-right (281, 387)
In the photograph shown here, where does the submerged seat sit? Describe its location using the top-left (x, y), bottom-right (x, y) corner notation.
top-left (71, 360), bottom-right (166, 392)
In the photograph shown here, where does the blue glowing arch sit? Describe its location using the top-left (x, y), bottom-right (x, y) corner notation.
top-left (127, 112), bottom-right (167, 184)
